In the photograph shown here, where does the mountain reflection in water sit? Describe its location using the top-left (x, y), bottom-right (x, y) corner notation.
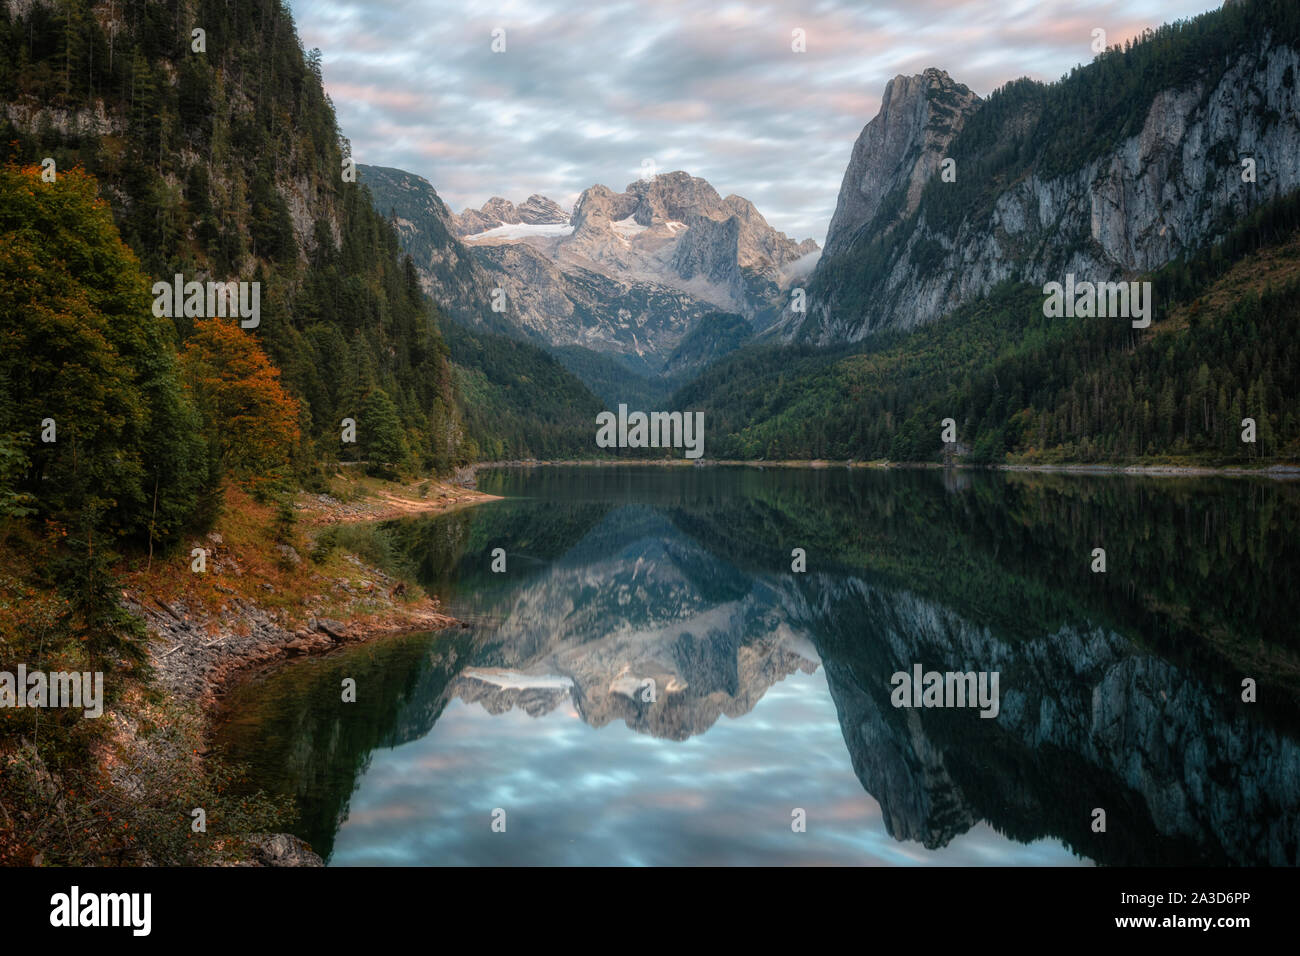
top-left (213, 466), bottom-right (1300, 866)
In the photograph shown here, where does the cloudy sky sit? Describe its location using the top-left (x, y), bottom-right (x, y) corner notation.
top-left (288, 0), bottom-right (1221, 246)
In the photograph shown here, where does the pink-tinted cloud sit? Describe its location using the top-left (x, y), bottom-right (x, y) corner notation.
top-left (289, 0), bottom-right (1225, 244)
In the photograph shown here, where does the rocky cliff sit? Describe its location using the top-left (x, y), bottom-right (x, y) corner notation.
top-left (785, 1), bottom-right (1300, 343)
top-left (822, 68), bottom-right (979, 260)
top-left (561, 171), bottom-right (817, 322)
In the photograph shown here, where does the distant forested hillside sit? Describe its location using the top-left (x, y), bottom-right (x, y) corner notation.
top-left (678, 193), bottom-right (1300, 465)
top-left (444, 323), bottom-right (604, 460)
top-left (548, 345), bottom-right (676, 409)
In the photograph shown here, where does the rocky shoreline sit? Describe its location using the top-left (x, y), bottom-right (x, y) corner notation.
top-left (127, 561), bottom-right (459, 869)
top-left (117, 479), bottom-right (494, 866)
top-left (132, 580), bottom-right (460, 715)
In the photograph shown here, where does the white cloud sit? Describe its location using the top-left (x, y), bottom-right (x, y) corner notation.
top-left (289, 0), bottom-right (1223, 246)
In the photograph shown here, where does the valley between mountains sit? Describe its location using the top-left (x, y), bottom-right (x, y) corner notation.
top-left (1, 0), bottom-right (1299, 869)
top-left (360, 0), bottom-right (1300, 468)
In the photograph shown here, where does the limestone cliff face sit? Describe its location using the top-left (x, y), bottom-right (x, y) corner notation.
top-left (561, 171), bottom-right (816, 323)
top-left (822, 68), bottom-right (979, 260)
top-left (787, 37), bottom-right (1300, 343)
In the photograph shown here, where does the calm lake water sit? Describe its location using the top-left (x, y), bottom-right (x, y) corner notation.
top-left (213, 465), bottom-right (1300, 866)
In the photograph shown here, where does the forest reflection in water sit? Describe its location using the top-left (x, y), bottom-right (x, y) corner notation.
top-left (214, 466), bottom-right (1300, 866)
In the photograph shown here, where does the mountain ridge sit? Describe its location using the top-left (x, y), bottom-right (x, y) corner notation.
top-left (360, 164), bottom-right (816, 385)
top-left (781, 0), bottom-right (1300, 344)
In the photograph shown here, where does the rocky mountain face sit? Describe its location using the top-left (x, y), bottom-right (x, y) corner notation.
top-left (360, 165), bottom-right (816, 377)
top-left (822, 68), bottom-right (979, 260)
top-left (358, 165), bottom-right (511, 333)
top-left (453, 194), bottom-right (570, 235)
top-left (559, 171), bottom-right (818, 324)
top-left (783, 2), bottom-right (1300, 343)
top-left (465, 240), bottom-right (722, 366)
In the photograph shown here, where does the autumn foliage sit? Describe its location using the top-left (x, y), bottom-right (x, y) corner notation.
top-left (180, 319), bottom-right (301, 494)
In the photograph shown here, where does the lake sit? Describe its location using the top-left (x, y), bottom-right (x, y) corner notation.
top-left (213, 465), bottom-right (1300, 866)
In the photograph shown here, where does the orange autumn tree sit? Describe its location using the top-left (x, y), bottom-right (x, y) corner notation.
top-left (180, 319), bottom-right (300, 496)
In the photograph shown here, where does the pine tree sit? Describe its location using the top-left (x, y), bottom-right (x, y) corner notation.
top-left (0, 163), bottom-right (205, 542)
top-left (359, 387), bottom-right (410, 479)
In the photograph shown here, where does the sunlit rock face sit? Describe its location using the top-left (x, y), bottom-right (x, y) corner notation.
top-left (821, 68), bottom-right (980, 261)
top-left (360, 165), bottom-right (817, 369)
